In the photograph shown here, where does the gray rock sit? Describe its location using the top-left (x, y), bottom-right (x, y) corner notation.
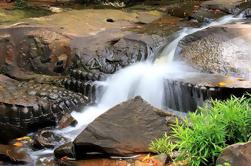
top-left (73, 96), bottom-right (178, 159)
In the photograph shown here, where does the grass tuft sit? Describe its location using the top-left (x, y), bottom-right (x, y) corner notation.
top-left (150, 96), bottom-right (251, 166)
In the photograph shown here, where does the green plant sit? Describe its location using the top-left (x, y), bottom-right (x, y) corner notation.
top-left (149, 133), bottom-right (177, 155)
top-left (150, 96), bottom-right (251, 166)
top-left (15, 0), bottom-right (27, 9)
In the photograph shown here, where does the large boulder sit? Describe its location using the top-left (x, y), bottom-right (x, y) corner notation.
top-left (176, 24), bottom-right (251, 77)
top-left (0, 74), bottom-right (87, 143)
top-left (71, 97), bottom-right (178, 159)
top-left (217, 141), bottom-right (251, 166)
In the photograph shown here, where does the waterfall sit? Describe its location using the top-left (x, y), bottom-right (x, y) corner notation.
top-left (56, 14), bottom-right (243, 140)
top-left (30, 14), bottom-right (244, 161)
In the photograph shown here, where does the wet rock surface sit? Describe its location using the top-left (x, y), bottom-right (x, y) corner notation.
top-left (0, 27), bottom-right (72, 75)
top-left (0, 74), bottom-right (87, 143)
top-left (164, 73), bottom-right (251, 112)
top-left (201, 0), bottom-right (243, 14)
top-left (217, 141), bottom-right (251, 166)
top-left (0, 144), bottom-right (31, 164)
top-left (176, 24), bottom-right (251, 76)
top-left (72, 32), bottom-right (166, 74)
top-left (57, 153), bottom-right (168, 166)
top-left (0, 16), bottom-right (167, 146)
top-left (72, 97), bottom-right (178, 158)
top-left (0, 1), bottom-right (251, 165)
top-left (33, 128), bottom-right (69, 149)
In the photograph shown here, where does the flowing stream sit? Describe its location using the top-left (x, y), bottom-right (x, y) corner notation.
top-left (31, 15), bottom-right (243, 159)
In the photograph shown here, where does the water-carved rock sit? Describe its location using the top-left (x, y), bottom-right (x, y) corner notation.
top-left (72, 96), bottom-right (178, 159)
top-left (0, 74), bottom-right (88, 143)
top-left (33, 128), bottom-right (68, 149)
top-left (163, 73), bottom-right (251, 112)
top-left (176, 24), bottom-right (251, 77)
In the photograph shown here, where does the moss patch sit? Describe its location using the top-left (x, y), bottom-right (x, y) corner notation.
top-left (0, 7), bottom-right (52, 24)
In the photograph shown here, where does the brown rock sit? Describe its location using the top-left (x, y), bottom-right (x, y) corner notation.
top-left (73, 96), bottom-right (178, 159)
top-left (33, 128), bottom-right (68, 149)
top-left (217, 141), bottom-right (251, 166)
top-left (56, 154), bottom-right (167, 166)
top-left (58, 113), bottom-right (78, 129)
top-left (0, 144), bottom-right (31, 164)
top-left (57, 159), bottom-right (128, 166)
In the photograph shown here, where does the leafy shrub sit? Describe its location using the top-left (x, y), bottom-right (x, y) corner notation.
top-left (149, 133), bottom-right (176, 155)
top-left (150, 96), bottom-right (251, 166)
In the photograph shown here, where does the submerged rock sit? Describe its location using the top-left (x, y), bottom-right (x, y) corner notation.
top-left (0, 144), bottom-right (31, 164)
top-left (33, 128), bottom-right (68, 149)
top-left (72, 96), bottom-right (178, 159)
top-left (217, 141), bottom-right (251, 166)
top-left (176, 24), bottom-right (251, 77)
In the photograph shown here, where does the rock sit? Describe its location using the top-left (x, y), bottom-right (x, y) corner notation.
top-left (243, 8), bottom-right (251, 18)
top-left (166, 1), bottom-right (200, 19)
top-left (56, 153), bottom-right (167, 166)
top-left (217, 141), bottom-right (251, 166)
top-left (72, 32), bottom-right (165, 74)
top-left (73, 96), bottom-right (178, 159)
top-left (78, 0), bottom-right (144, 7)
top-left (54, 142), bottom-right (76, 159)
top-left (163, 73), bottom-right (251, 112)
top-left (176, 24), bottom-right (251, 77)
top-left (33, 128), bottom-right (68, 149)
top-left (35, 154), bottom-right (56, 166)
top-left (58, 113), bottom-right (78, 129)
top-left (0, 144), bottom-right (31, 164)
top-left (201, 0), bottom-right (245, 14)
top-left (0, 74), bottom-right (88, 143)
top-left (57, 158), bottom-right (128, 166)
top-left (191, 8), bottom-right (225, 23)
top-left (0, 123), bottom-right (27, 144)
top-left (49, 7), bottom-right (64, 13)
top-left (0, 27), bottom-right (72, 75)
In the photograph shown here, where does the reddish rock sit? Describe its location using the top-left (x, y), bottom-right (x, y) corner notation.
top-left (58, 113), bottom-right (78, 129)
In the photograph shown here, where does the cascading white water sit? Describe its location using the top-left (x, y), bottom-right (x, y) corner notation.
top-left (59, 14), bottom-right (243, 139)
top-left (30, 14), bottom-right (244, 160)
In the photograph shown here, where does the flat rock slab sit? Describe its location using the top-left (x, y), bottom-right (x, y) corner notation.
top-left (73, 96), bottom-right (177, 158)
